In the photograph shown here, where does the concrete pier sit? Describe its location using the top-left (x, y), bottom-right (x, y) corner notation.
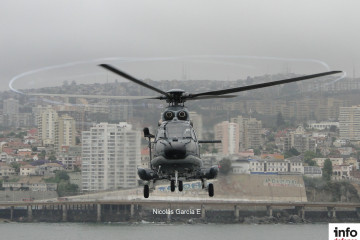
top-left (27, 205), bottom-right (32, 221)
top-left (130, 204), bottom-right (134, 219)
top-left (266, 206), bottom-right (273, 217)
top-left (299, 207), bottom-right (305, 220)
top-left (234, 205), bottom-right (239, 222)
top-left (10, 206), bottom-right (14, 221)
top-left (327, 207), bottom-right (336, 218)
top-left (201, 205), bottom-right (206, 219)
top-left (97, 204), bottom-right (101, 222)
top-left (62, 205), bottom-right (67, 222)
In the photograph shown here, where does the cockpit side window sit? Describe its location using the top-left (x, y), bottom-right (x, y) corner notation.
top-left (156, 128), bottom-right (165, 140)
top-left (191, 129), bottom-right (197, 141)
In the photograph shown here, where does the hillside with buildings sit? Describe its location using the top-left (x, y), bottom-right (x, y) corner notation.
top-left (1, 74), bottom-right (360, 202)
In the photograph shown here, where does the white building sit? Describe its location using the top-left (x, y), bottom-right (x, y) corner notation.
top-left (333, 165), bottom-right (353, 180)
top-left (55, 114), bottom-right (76, 151)
top-left (82, 122), bottom-right (141, 192)
top-left (232, 159), bottom-right (250, 174)
top-left (214, 121), bottom-right (239, 155)
top-left (0, 165), bottom-right (16, 177)
top-left (20, 165), bottom-right (37, 176)
top-left (307, 121), bottom-right (339, 130)
top-left (339, 106), bottom-right (360, 141)
top-left (38, 108), bottom-right (58, 145)
top-left (303, 166), bottom-right (322, 178)
top-left (313, 157), bottom-right (344, 168)
top-left (249, 156), bottom-right (303, 175)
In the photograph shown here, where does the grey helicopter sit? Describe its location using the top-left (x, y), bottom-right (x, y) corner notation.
top-left (99, 64), bottom-right (341, 198)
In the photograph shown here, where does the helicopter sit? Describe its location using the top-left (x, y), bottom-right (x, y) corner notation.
top-left (99, 64), bottom-right (341, 198)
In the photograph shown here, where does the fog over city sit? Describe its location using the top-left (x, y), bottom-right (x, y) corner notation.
top-left (1, 0), bottom-right (360, 91)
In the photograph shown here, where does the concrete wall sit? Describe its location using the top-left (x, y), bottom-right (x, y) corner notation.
top-left (212, 174), bottom-right (307, 202)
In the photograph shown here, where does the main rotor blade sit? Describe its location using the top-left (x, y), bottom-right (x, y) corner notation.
top-left (186, 95), bottom-right (237, 100)
top-left (189, 71), bottom-right (342, 98)
top-left (99, 64), bottom-right (170, 98)
top-left (27, 93), bottom-right (157, 100)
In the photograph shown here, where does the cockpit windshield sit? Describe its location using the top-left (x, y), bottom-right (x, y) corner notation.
top-left (156, 123), bottom-right (196, 140)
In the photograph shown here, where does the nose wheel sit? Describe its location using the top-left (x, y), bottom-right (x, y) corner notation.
top-left (178, 180), bottom-right (183, 192)
top-left (170, 171), bottom-right (184, 192)
top-left (144, 184), bottom-right (149, 198)
top-left (208, 183), bottom-right (214, 197)
top-left (170, 180), bottom-right (176, 192)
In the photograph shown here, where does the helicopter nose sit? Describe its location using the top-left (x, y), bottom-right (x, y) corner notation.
top-left (164, 142), bottom-right (186, 159)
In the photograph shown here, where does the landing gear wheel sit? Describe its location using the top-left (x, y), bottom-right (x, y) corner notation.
top-left (144, 185), bottom-right (149, 198)
top-left (208, 183), bottom-right (214, 197)
top-left (178, 181), bottom-right (183, 192)
top-left (170, 180), bottom-right (176, 192)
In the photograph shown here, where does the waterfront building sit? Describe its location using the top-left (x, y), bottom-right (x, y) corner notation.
top-left (249, 156), bottom-right (303, 175)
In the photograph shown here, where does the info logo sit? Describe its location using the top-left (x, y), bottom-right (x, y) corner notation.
top-left (329, 223), bottom-right (360, 240)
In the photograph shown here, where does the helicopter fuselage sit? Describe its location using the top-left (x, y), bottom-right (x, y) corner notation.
top-left (152, 106), bottom-right (202, 178)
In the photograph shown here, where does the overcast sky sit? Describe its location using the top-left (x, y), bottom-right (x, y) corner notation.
top-left (1, 0), bottom-right (359, 91)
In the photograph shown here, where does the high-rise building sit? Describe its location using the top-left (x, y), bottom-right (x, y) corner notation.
top-left (189, 111), bottom-right (203, 139)
top-left (3, 98), bottom-right (19, 115)
top-left (2, 98), bottom-right (24, 127)
top-left (231, 116), bottom-right (262, 151)
top-left (339, 105), bottom-right (360, 141)
top-left (82, 122), bottom-right (141, 192)
top-left (38, 108), bottom-right (58, 145)
top-left (55, 114), bottom-right (76, 151)
top-left (214, 121), bottom-right (239, 155)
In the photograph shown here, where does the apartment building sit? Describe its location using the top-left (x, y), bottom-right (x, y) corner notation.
top-left (82, 122), bottom-right (141, 192)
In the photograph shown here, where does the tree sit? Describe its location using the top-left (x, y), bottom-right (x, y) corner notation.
top-left (38, 150), bottom-right (46, 159)
top-left (10, 162), bottom-right (21, 173)
top-left (329, 125), bottom-right (338, 133)
top-left (303, 151), bottom-right (317, 166)
top-left (254, 148), bottom-right (261, 156)
top-left (57, 181), bottom-right (79, 197)
top-left (323, 159), bottom-right (333, 181)
top-left (284, 147), bottom-right (300, 158)
top-left (55, 171), bottom-right (70, 182)
top-left (219, 158), bottom-right (232, 175)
